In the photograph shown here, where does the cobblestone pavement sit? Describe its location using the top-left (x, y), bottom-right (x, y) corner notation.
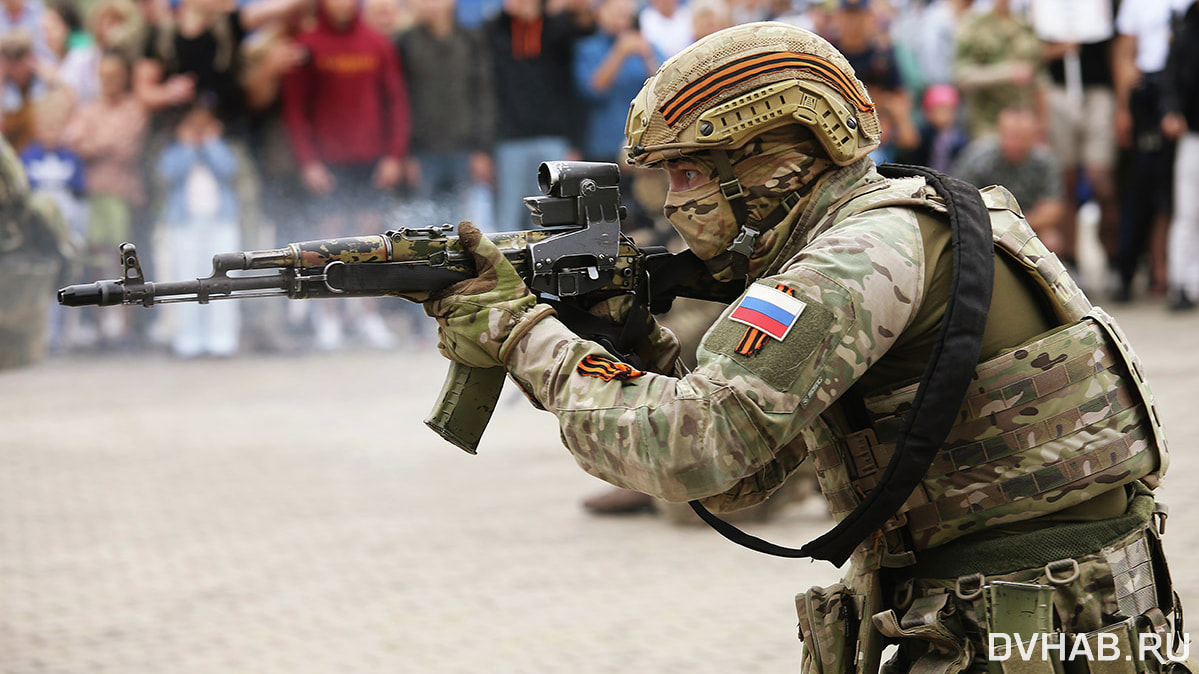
top-left (1, 301), bottom-right (1196, 674)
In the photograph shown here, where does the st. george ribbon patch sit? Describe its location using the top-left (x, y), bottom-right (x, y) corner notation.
top-left (728, 283), bottom-right (807, 341)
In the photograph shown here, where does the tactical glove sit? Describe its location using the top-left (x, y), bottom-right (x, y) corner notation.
top-left (423, 222), bottom-right (556, 369)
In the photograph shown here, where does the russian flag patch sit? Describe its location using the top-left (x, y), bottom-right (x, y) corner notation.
top-left (729, 283), bottom-right (807, 342)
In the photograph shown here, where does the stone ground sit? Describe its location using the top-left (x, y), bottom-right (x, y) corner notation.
top-left (1, 299), bottom-right (1196, 674)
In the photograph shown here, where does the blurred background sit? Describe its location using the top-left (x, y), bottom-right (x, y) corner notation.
top-left (2, 0), bottom-right (1199, 671)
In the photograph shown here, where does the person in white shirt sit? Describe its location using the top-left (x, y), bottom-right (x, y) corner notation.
top-left (638, 0), bottom-right (691, 58)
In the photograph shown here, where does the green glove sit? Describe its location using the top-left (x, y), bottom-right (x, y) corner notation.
top-left (424, 222), bottom-right (556, 368)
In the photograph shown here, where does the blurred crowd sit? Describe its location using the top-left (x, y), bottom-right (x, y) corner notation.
top-left (5, 0), bottom-right (1198, 358)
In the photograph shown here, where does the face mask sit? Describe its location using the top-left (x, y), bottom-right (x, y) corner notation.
top-left (662, 169), bottom-right (734, 261)
top-left (661, 128), bottom-right (834, 279)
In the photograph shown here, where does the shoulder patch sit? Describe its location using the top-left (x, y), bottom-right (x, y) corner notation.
top-left (576, 355), bottom-right (645, 382)
top-left (728, 282), bottom-right (807, 343)
top-left (704, 281), bottom-right (836, 391)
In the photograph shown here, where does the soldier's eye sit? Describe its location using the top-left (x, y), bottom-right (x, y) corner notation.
top-left (666, 163), bottom-right (709, 192)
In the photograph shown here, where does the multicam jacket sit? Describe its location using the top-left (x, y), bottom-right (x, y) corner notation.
top-left (505, 157), bottom-right (1167, 562)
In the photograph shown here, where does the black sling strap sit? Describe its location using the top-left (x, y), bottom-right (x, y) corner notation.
top-left (689, 164), bottom-right (995, 567)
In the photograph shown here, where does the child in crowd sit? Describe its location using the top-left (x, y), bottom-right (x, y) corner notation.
top-left (19, 89), bottom-right (86, 352)
top-left (156, 94), bottom-right (241, 358)
top-left (20, 92), bottom-right (87, 236)
top-left (914, 83), bottom-right (968, 174)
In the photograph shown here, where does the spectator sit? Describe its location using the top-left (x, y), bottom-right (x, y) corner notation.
top-left (455, 0), bottom-right (502, 29)
top-left (398, 0), bottom-right (494, 227)
top-left (690, 0), bottom-right (732, 40)
top-left (574, 0), bottom-right (661, 163)
top-left (41, 1), bottom-right (79, 64)
top-left (767, 0), bottom-right (821, 32)
top-left (0, 0), bottom-right (56, 65)
top-left (232, 13), bottom-right (311, 354)
top-left (239, 9), bottom-right (307, 237)
top-left (483, 0), bottom-right (588, 231)
top-left (730, 0), bottom-right (769, 25)
top-left (135, 0), bottom-right (306, 124)
top-left (64, 50), bottom-right (148, 287)
top-left (19, 88), bottom-right (86, 352)
top-left (1109, 0), bottom-right (1189, 301)
top-left (828, 0), bottom-right (918, 158)
top-left (638, 0), bottom-right (690, 58)
top-left (282, 0), bottom-right (409, 349)
top-left (953, 106), bottom-right (1066, 252)
top-left (1161, 0), bottom-right (1199, 311)
top-left (56, 0), bottom-right (143, 107)
top-left (156, 96), bottom-right (241, 357)
top-left (19, 89), bottom-right (85, 245)
top-left (1038, 0), bottom-right (1119, 273)
top-left (893, 0), bottom-right (970, 91)
top-left (912, 83), bottom-right (967, 173)
top-left (364, 0), bottom-right (412, 38)
top-left (953, 0), bottom-right (1040, 139)
top-left (0, 30), bottom-right (49, 152)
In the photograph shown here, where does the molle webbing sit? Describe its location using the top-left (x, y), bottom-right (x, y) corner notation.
top-left (823, 312), bottom-right (1163, 551)
top-left (895, 484), bottom-right (1155, 579)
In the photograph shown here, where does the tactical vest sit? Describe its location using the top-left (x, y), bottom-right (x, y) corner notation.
top-left (804, 180), bottom-right (1170, 559)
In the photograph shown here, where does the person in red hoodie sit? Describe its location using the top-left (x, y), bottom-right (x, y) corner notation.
top-left (283, 0), bottom-right (410, 349)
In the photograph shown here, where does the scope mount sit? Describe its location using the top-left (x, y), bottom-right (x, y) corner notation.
top-left (523, 162), bottom-right (625, 298)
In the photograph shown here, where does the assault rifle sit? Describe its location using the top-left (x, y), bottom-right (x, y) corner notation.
top-left (58, 161), bottom-right (740, 454)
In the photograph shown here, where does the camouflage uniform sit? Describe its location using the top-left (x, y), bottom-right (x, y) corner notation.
top-left (0, 137), bottom-right (72, 369)
top-left (426, 23), bottom-right (1180, 674)
top-left (953, 10), bottom-right (1042, 138)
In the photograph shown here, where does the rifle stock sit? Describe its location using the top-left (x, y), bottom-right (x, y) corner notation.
top-left (57, 162), bottom-right (742, 454)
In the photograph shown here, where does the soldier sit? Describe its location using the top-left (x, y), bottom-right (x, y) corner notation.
top-left (424, 23), bottom-right (1178, 672)
top-left (0, 136), bottom-right (73, 368)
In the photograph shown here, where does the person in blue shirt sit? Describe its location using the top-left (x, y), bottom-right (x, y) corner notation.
top-left (19, 100), bottom-right (86, 207)
top-left (156, 93), bottom-right (242, 358)
top-left (573, 0), bottom-right (663, 163)
top-left (19, 91), bottom-right (86, 352)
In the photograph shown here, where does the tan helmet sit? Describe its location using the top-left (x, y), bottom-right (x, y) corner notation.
top-left (625, 22), bottom-right (880, 168)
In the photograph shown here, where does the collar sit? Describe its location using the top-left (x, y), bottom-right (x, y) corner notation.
top-left (761, 157), bottom-right (881, 278)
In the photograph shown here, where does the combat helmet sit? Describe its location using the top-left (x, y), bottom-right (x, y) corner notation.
top-left (624, 22), bottom-right (880, 279)
top-left (624, 21), bottom-right (880, 168)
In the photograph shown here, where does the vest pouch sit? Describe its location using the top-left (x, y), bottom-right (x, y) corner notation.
top-left (979, 582), bottom-right (1061, 674)
top-left (873, 592), bottom-right (976, 674)
top-left (797, 582), bottom-right (859, 674)
top-left (1073, 616), bottom-right (1176, 674)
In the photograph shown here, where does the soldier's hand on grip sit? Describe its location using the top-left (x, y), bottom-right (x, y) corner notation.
top-left (423, 222), bottom-right (556, 369)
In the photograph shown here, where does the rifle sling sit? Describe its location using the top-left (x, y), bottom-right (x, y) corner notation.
top-left (689, 164), bottom-right (995, 567)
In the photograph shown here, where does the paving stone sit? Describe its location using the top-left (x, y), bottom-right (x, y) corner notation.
top-left (0, 302), bottom-right (1194, 673)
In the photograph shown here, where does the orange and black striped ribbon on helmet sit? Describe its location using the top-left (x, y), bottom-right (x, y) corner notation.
top-left (659, 51), bottom-right (875, 127)
top-left (576, 354), bottom-right (646, 382)
top-left (734, 283), bottom-right (796, 356)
